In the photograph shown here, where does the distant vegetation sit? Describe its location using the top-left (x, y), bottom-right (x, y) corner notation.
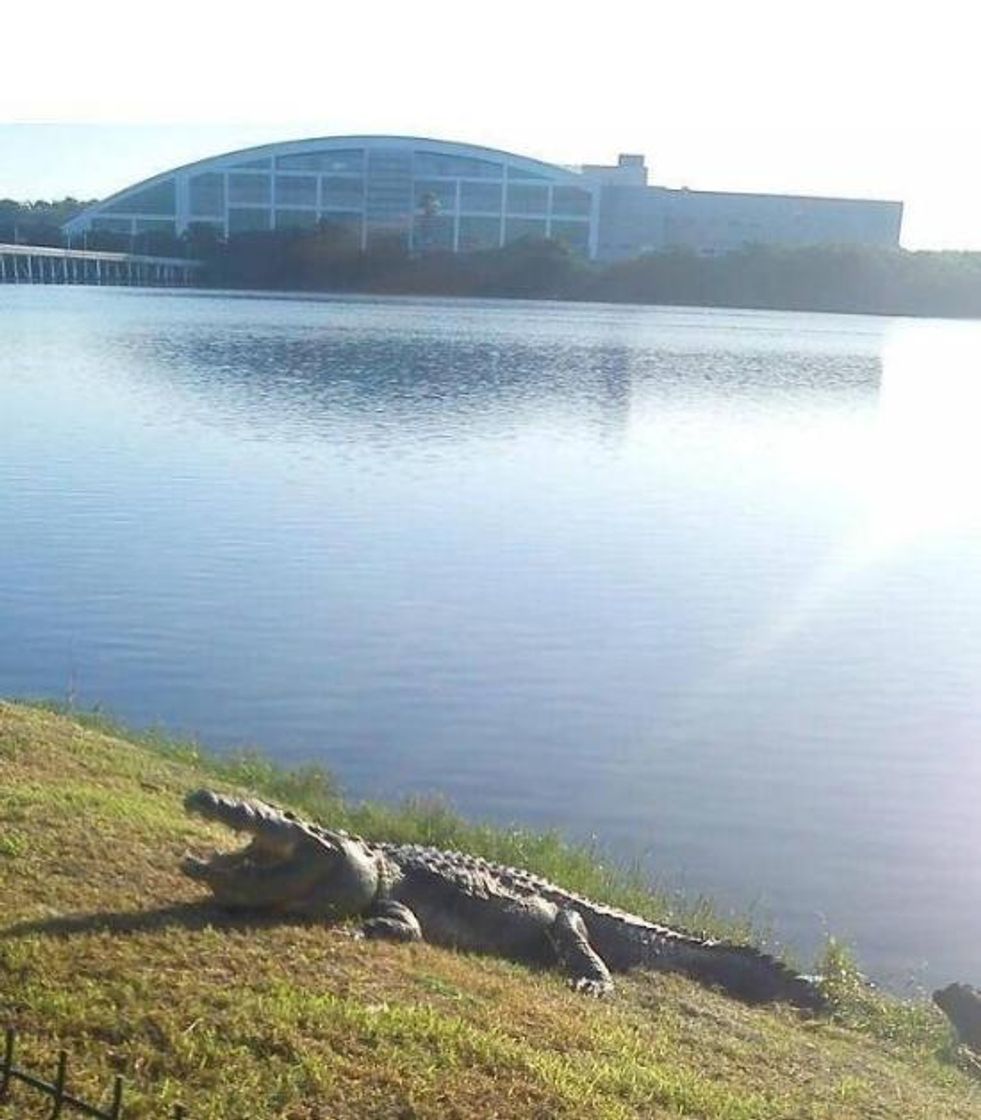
top-left (0, 197), bottom-right (94, 246)
top-left (8, 197), bottom-right (981, 318)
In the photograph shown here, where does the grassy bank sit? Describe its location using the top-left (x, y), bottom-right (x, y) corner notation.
top-left (1, 701), bottom-right (978, 1118)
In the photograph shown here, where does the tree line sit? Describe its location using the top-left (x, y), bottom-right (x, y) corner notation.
top-left (184, 223), bottom-right (981, 319)
top-left (0, 198), bottom-right (94, 246)
top-left (7, 197), bottom-right (981, 318)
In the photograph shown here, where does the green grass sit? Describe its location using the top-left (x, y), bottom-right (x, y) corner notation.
top-left (2, 699), bottom-right (979, 1119)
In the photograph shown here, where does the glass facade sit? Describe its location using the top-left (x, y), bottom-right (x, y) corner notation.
top-left (275, 209), bottom-right (318, 230)
top-left (507, 166), bottom-right (548, 180)
top-left (415, 180), bottom-right (456, 212)
top-left (460, 181), bottom-right (503, 213)
top-left (91, 217), bottom-right (132, 232)
top-left (506, 185), bottom-right (548, 215)
top-left (413, 214), bottom-right (454, 251)
top-left (65, 139), bottom-right (601, 257)
top-left (134, 219), bottom-right (176, 235)
top-left (189, 173), bottom-right (224, 217)
top-left (228, 174), bottom-right (271, 206)
top-left (228, 208), bottom-right (271, 233)
top-left (414, 152), bottom-right (502, 179)
top-left (275, 176), bottom-right (317, 207)
top-left (458, 215), bottom-right (501, 251)
top-left (505, 217), bottom-right (547, 243)
top-left (104, 179), bottom-right (176, 215)
top-left (322, 176), bottom-right (365, 209)
top-left (366, 149), bottom-right (413, 231)
top-left (277, 149), bottom-right (364, 173)
top-left (552, 186), bottom-right (592, 216)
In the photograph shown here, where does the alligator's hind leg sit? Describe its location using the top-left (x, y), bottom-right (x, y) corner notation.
top-left (360, 899), bottom-right (423, 943)
top-left (548, 908), bottom-right (614, 996)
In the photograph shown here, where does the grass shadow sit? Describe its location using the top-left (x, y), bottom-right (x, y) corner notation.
top-left (1, 902), bottom-right (322, 941)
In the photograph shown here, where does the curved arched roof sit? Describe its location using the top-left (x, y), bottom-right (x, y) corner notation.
top-left (62, 135), bottom-right (593, 238)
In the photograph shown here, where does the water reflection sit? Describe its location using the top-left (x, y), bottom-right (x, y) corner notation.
top-left (91, 298), bottom-right (884, 461)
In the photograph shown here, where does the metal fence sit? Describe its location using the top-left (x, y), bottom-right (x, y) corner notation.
top-left (1, 1028), bottom-right (187, 1119)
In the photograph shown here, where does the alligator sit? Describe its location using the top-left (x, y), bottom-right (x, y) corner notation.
top-left (180, 788), bottom-right (825, 1009)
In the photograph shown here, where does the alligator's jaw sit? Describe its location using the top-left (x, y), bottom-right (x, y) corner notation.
top-left (181, 789), bottom-right (381, 918)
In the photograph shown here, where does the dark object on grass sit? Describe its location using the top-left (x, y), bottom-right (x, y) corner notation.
top-left (181, 788), bottom-right (825, 1009)
top-left (934, 983), bottom-right (981, 1052)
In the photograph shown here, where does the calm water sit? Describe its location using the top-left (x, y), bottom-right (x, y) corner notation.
top-left (3, 287), bottom-right (981, 989)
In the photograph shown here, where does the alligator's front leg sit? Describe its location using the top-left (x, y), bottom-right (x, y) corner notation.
top-left (548, 908), bottom-right (614, 996)
top-left (360, 899), bottom-right (423, 943)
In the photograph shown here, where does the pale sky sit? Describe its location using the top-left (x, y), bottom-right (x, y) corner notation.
top-left (4, 0), bottom-right (981, 249)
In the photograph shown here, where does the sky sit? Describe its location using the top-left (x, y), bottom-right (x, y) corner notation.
top-left (4, 0), bottom-right (981, 250)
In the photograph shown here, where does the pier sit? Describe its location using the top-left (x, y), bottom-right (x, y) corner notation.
top-left (0, 243), bottom-right (202, 287)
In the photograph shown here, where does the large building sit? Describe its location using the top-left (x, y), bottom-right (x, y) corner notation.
top-left (62, 135), bottom-right (903, 262)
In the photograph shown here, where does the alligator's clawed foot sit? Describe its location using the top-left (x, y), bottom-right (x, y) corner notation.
top-left (180, 852), bottom-right (211, 880)
top-left (573, 977), bottom-right (614, 998)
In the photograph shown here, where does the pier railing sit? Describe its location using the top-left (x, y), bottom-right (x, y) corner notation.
top-left (1, 1027), bottom-right (187, 1118)
top-left (0, 244), bottom-right (202, 287)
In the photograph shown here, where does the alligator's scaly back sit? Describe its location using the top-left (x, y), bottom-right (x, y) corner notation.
top-left (378, 843), bottom-right (824, 1010)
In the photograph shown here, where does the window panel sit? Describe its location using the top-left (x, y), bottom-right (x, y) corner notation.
top-left (322, 176), bottom-right (365, 209)
top-left (550, 219), bottom-right (591, 254)
top-left (460, 181), bottom-right (502, 213)
top-left (228, 208), bottom-right (271, 233)
top-left (413, 151), bottom-right (502, 179)
top-left (104, 179), bottom-right (176, 215)
top-left (277, 149), bottom-right (364, 172)
top-left (228, 174), bottom-right (271, 205)
top-left (134, 219), bottom-right (176, 235)
top-left (274, 176), bottom-right (317, 206)
top-left (459, 215), bottom-right (501, 251)
top-left (189, 173), bottom-right (225, 217)
top-left (366, 150), bottom-right (413, 227)
top-left (275, 209), bottom-right (318, 230)
top-left (185, 219), bottom-right (223, 237)
top-left (551, 186), bottom-right (592, 216)
top-left (91, 217), bottom-right (132, 232)
top-left (415, 180), bottom-right (456, 212)
top-left (413, 214), bottom-right (454, 251)
top-left (505, 217), bottom-right (547, 243)
top-left (507, 165), bottom-right (548, 180)
top-left (506, 184), bottom-right (548, 215)
top-left (233, 158), bottom-right (271, 170)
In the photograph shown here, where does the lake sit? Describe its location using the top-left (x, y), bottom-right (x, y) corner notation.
top-left (2, 286), bottom-right (980, 990)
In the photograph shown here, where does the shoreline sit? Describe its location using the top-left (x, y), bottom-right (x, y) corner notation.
top-left (2, 699), bottom-right (978, 1117)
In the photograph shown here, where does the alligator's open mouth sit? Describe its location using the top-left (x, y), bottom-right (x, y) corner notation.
top-left (180, 789), bottom-right (337, 910)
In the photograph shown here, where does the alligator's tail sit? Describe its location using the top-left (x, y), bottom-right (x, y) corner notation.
top-left (675, 942), bottom-right (826, 1011)
top-left (562, 898), bottom-right (826, 1011)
